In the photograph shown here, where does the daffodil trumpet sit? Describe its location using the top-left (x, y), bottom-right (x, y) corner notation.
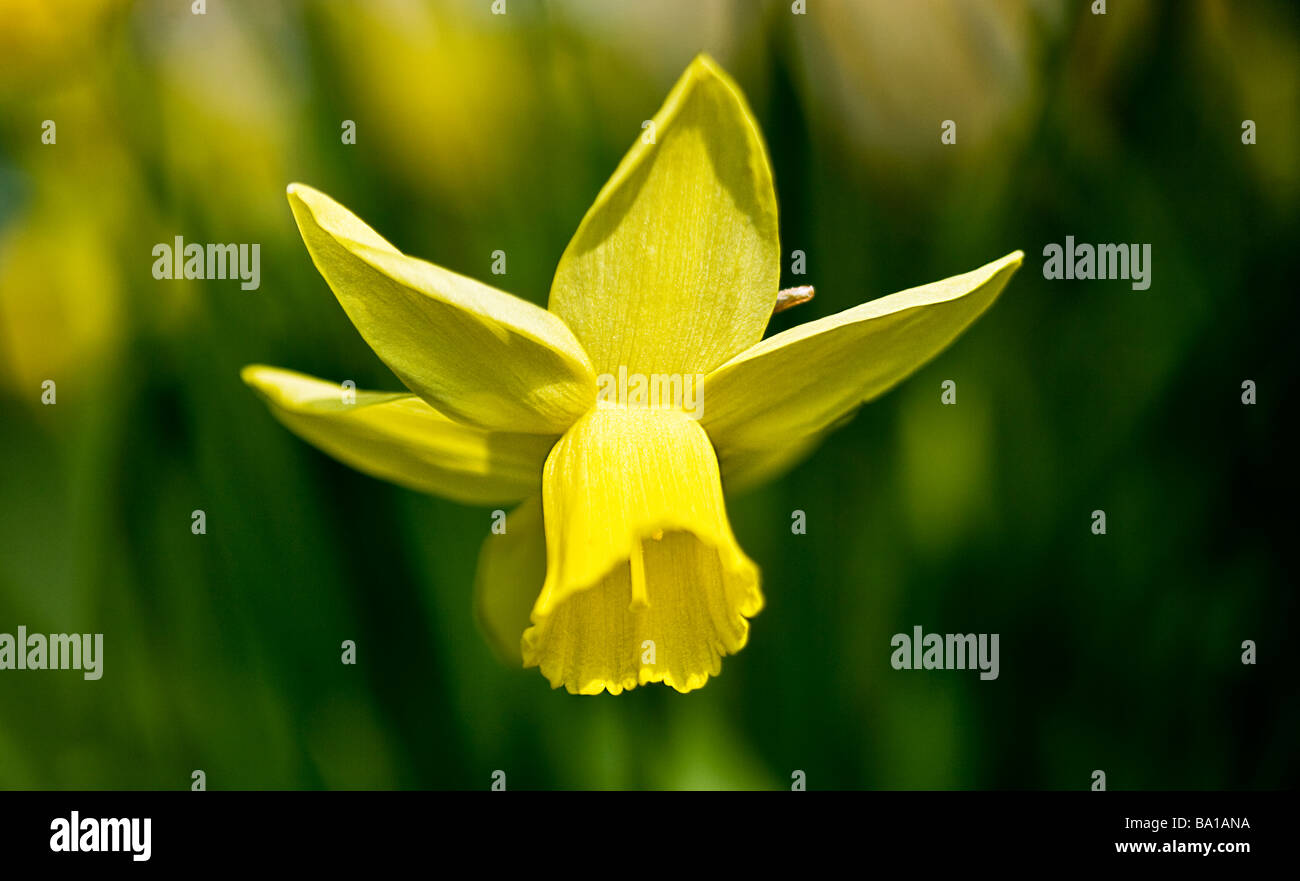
top-left (245, 54), bottom-right (1022, 695)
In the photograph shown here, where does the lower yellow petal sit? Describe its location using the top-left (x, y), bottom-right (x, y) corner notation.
top-left (523, 405), bottom-right (761, 694)
top-left (719, 430), bottom-right (829, 495)
top-left (472, 496), bottom-right (546, 664)
top-left (243, 365), bottom-right (553, 505)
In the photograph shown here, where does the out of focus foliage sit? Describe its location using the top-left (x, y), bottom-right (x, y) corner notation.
top-left (0, 0), bottom-right (1295, 789)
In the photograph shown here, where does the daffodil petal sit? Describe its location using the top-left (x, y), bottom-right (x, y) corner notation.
top-left (472, 496), bottom-right (546, 664)
top-left (287, 183), bottom-right (596, 434)
top-left (719, 431), bottom-right (828, 495)
top-left (524, 406), bottom-right (762, 695)
top-left (547, 54), bottom-right (780, 377)
top-left (242, 365), bottom-right (554, 505)
top-left (526, 532), bottom-right (761, 695)
top-left (705, 252), bottom-right (1023, 466)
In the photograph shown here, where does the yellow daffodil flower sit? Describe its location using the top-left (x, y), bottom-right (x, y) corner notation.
top-left (243, 54), bottom-right (1022, 695)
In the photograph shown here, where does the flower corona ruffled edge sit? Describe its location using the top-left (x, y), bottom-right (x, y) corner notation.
top-left (522, 406), bottom-right (762, 694)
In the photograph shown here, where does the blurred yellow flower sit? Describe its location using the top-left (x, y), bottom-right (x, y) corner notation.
top-left (0, 0), bottom-right (120, 93)
top-left (317, 0), bottom-right (536, 200)
top-left (245, 55), bottom-right (1021, 694)
top-left (0, 208), bottom-right (123, 397)
top-left (793, 0), bottom-right (1039, 162)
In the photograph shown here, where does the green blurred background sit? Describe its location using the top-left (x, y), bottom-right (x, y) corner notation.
top-left (1, 0), bottom-right (1295, 789)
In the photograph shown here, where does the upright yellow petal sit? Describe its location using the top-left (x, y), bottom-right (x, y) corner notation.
top-left (705, 252), bottom-right (1023, 477)
top-left (548, 54), bottom-right (780, 377)
top-left (287, 184), bottom-right (596, 434)
top-left (524, 406), bottom-right (762, 694)
top-left (243, 365), bottom-right (554, 505)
